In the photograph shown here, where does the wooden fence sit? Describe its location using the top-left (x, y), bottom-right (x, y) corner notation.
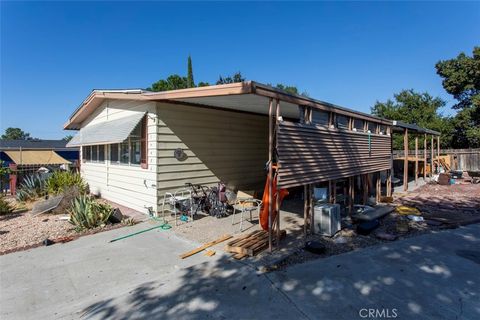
top-left (393, 148), bottom-right (480, 171)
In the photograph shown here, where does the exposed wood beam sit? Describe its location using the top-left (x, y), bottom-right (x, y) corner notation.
top-left (275, 99), bottom-right (281, 247)
top-left (431, 135), bottom-right (434, 177)
top-left (415, 136), bottom-right (418, 186)
top-left (424, 134), bottom-right (427, 181)
top-left (268, 98), bottom-right (273, 252)
top-left (403, 128), bottom-right (409, 191)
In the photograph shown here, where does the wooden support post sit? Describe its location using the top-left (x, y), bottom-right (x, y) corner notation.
top-left (376, 172), bottom-right (381, 202)
top-left (332, 180), bottom-right (336, 203)
top-left (362, 174), bottom-right (368, 205)
top-left (424, 133), bottom-right (427, 180)
top-left (415, 136), bottom-right (418, 186)
top-left (268, 98), bottom-right (273, 252)
top-left (348, 176), bottom-right (354, 215)
top-left (403, 128), bottom-right (409, 191)
top-left (303, 185), bottom-right (308, 239)
top-left (437, 136), bottom-right (440, 171)
top-left (386, 169), bottom-right (392, 197)
top-left (275, 99), bottom-right (281, 246)
top-left (310, 184), bottom-right (314, 234)
top-left (431, 135), bottom-right (434, 177)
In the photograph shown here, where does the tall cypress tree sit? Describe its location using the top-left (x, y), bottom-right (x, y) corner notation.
top-left (187, 55), bottom-right (195, 88)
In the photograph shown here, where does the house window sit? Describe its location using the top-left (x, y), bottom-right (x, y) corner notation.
top-left (130, 121), bottom-right (142, 165)
top-left (311, 110), bottom-right (329, 126)
top-left (98, 145), bottom-right (105, 162)
top-left (120, 141), bottom-right (129, 164)
top-left (353, 119), bottom-right (364, 132)
top-left (82, 146), bottom-right (88, 162)
top-left (110, 144), bottom-right (119, 163)
top-left (379, 125), bottom-right (387, 135)
top-left (85, 146), bottom-right (91, 162)
top-left (91, 145), bottom-right (98, 162)
top-left (336, 115), bottom-right (349, 130)
top-left (108, 115), bottom-right (148, 167)
top-left (367, 122), bottom-right (376, 133)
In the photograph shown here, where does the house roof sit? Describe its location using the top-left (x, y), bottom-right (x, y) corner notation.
top-left (63, 81), bottom-right (394, 130)
top-left (0, 139), bottom-right (78, 150)
top-left (63, 81), bottom-right (440, 136)
top-left (392, 120), bottom-right (441, 136)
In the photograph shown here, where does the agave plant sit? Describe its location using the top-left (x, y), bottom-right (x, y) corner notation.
top-left (69, 196), bottom-right (113, 231)
top-left (15, 174), bottom-right (48, 202)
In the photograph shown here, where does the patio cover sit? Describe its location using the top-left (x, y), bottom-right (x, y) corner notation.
top-left (67, 112), bottom-right (145, 147)
top-left (4, 150), bottom-right (71, 165)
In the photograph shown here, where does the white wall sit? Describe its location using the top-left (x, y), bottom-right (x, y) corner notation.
top-left (80, 99), bottom-right (157, 215)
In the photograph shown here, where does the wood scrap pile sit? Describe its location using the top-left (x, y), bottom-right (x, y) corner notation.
top-left (225, 229), bottom-right (286, 260)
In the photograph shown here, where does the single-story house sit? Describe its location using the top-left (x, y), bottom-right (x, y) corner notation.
top-left (65, 81), bottom-right (440, 245)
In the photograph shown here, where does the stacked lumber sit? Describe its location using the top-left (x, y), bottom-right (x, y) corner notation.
top-left (225, 229), bottom-right (286, 260)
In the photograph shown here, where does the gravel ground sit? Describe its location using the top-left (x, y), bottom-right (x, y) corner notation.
top-left (0, 198), bottom-right (142, 255)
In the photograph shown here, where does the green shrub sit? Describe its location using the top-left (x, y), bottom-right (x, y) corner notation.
top-left (45, 171), bottom-right (88, 195)
top-left (69, 196), bottom-right (113, 231)
top-left (0, 195), bottom-right (14, 215)
top-left (16, 174), bottom-right (48, 202)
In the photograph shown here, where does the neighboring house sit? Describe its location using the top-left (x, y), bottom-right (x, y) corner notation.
top-left (0, 139), bottom-right (79, 167)
top-left (65, 82), bottom-right (439, 217)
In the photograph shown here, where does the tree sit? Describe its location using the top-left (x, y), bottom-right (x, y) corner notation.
top-left (197, 81), bottom-right (210, 87)
top-left (63, 135), bottom-right (73, 142)
top-left (436, 47), bottom-right (480, 148)
top-left (147, 74), bottom-right (188, 92)
top-left (187, 56), bottom-right (195, 88)
top-left (216, 72), bottom-right (245, 85)
top-left (371, 90), bottom-right (453, 149)
top-left (273, 83), bottom-right (310, 97)
top-left (1, 127), bottom-right (32, 140)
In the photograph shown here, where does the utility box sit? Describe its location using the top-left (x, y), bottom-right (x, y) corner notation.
top-left (314, 204), bottom-right (341, 236)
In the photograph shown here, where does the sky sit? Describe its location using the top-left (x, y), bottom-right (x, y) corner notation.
top-left (1, 1), bottom-right (479, 139)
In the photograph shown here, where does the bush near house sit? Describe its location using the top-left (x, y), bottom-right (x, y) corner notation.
top-left (16, 171), bottom-right (88, 202)
top-left (0, 194), bottom-right (14, 215)
top-left (45, 171), bottom-right (88, 195)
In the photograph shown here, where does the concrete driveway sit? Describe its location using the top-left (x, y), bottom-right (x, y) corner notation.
top-left (1, 222), bottom-right (479, 320)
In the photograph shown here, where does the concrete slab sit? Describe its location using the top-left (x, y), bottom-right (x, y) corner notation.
top-left (270, 224), bottom-right (480, 320)
top-left (2, 219), bottom-right (479, 320)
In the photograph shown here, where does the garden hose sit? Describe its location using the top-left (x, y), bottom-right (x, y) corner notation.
top-left (109, 217), bottom-right (171, 243)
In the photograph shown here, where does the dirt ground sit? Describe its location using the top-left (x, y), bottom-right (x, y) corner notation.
top-left (0, 198), bottom-right (143, 255)
top-left (267, 182), bottom-right (480, 270)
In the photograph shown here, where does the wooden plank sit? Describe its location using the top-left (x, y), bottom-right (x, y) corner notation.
top-left (232, 253), bottom-right (247, 260)
top-left (226, 230), bottom-right (263, 247)
top-left (179, 234), bottom-right (232, 259)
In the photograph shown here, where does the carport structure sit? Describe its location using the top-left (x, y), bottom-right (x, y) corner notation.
top-left (142, 82), bottom-right (395, 251)
top-left (392, 121), bottom-right (441, 191)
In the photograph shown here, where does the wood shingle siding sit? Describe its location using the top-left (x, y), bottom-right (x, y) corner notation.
top-left (277, 121), bottom-right (391, 188)
top-left (155, 102), bottom-right (268, 202)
